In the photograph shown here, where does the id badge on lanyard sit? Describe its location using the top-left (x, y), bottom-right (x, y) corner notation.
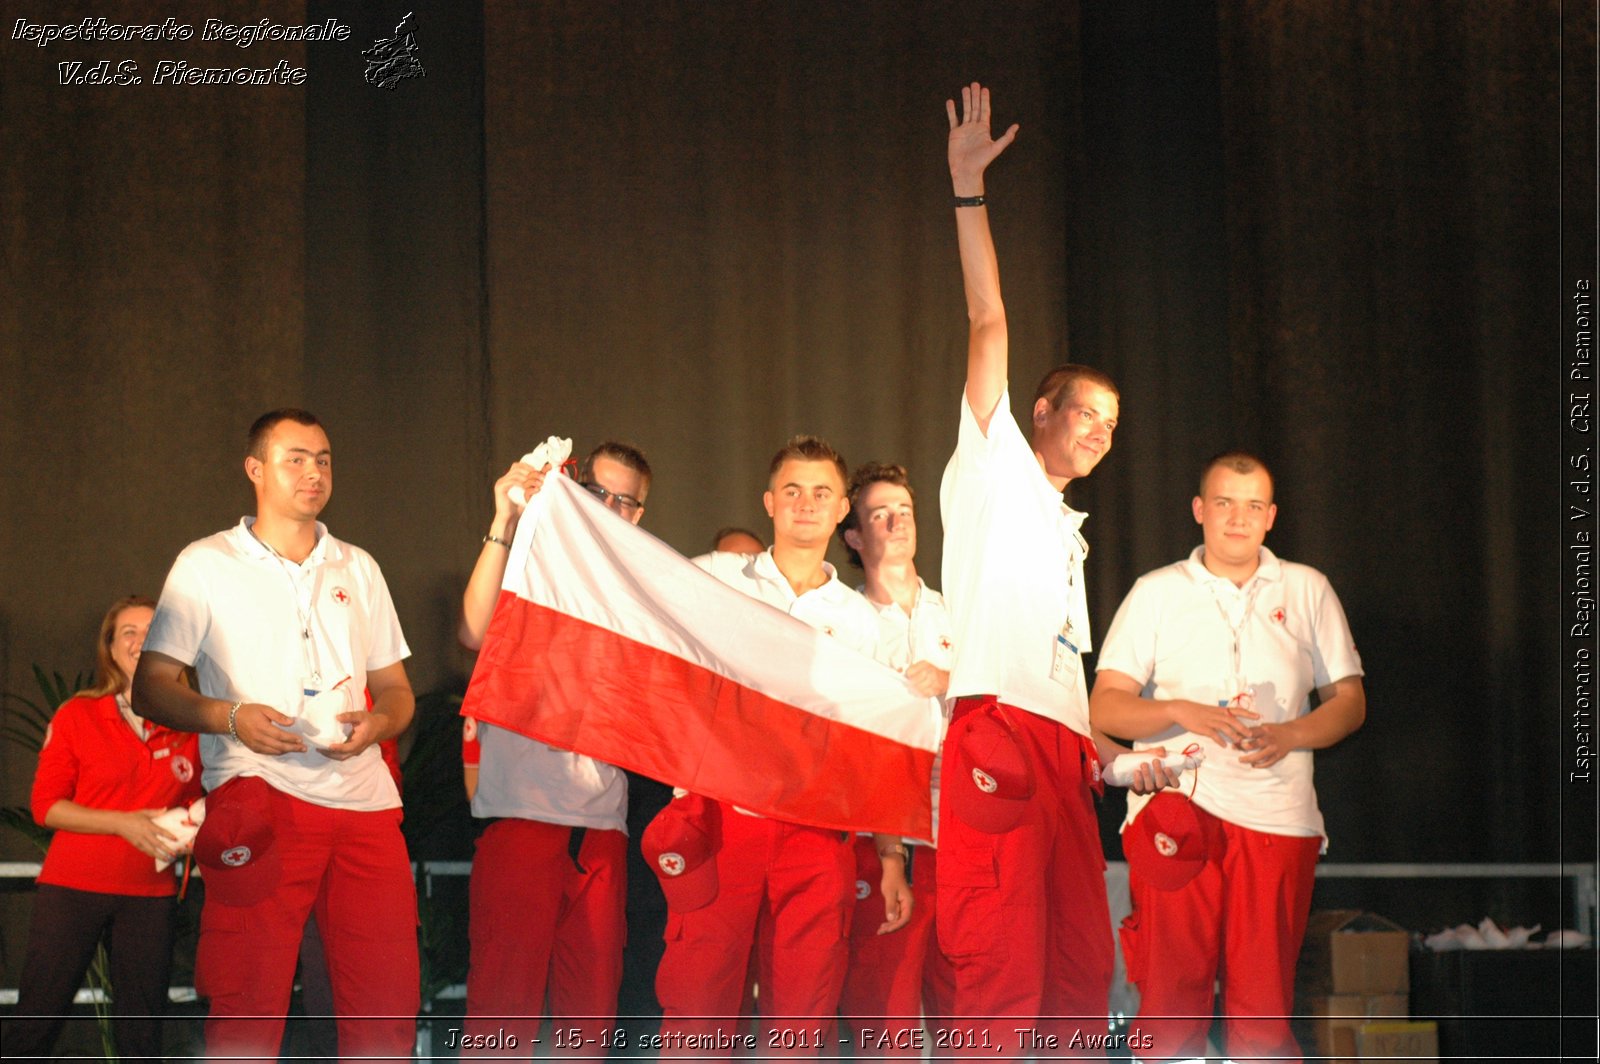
top-left (1210, 581), bottom-right (1262, 729)
top-left (1050, 528), bottom-right (1089, 688)
top-left (1050, 617), bottom-right (1081, 688)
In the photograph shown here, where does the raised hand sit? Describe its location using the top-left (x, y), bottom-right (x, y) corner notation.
top-left (946, 82), bottom-right (1018, 195)
top-left (494, 460), bottom-right (550, 523)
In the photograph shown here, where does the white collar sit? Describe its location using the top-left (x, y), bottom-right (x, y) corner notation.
top-left (1183, 544), bottom-right (1282, 589)
top-left (856, 575), bottom-right (928, 617)
top-left (234, 516), bottom-right (336, 565)
top-left (753, 547), bottom-right (842, 601)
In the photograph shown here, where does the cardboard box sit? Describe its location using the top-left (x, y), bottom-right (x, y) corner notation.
top-left (1306, 994), bottom-right (1409, 1064)
top-left (1356, 1020), bottom-right (1439, 1062)
top-left (1299, 909), bottom-right (1411, 995)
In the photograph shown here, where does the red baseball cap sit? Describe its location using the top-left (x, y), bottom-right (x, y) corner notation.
top-left (642, 794), bottom-right (721, 912)
top-left (1124, 793), bottom-right (1210, 891)
top-left (949, 705), bottom-right (1036, 833)
top-left (193, 776), bottom-right (281, 907)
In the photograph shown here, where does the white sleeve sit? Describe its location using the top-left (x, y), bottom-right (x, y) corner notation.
top-left (1308, 575), bottom-right (1363, 686)
top-left (143, 547), bottom-right (211, 668)
top-left (1093, 576), bottom-right (1159, 687)
top-left (362, 557), bottom-right (410, 670)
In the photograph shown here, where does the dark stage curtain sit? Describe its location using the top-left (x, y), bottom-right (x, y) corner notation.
top-left (0, 2), bottom-right (1583, 981)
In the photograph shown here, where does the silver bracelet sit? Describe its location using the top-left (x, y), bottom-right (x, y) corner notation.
top-left (227, 701), bottom-right (243, 743)
top-left (482, 532), bottom-right (511, 548)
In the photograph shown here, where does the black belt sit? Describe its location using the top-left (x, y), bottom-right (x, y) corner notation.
top-left (568, 826), bottom-right (588, 873)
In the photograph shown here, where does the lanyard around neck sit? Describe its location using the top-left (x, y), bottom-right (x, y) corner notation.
top-left (254, 529), bottom-right (327, 685)
top-left (1205, 577), bottom-right (1263, 686)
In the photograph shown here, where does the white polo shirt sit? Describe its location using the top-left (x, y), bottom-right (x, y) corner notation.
top-left (861, 579), bottom-right (956, 678)
top-left (144, 518), bottom-right (410, 811)
top-left (860, 578), bottom-right (956, 847)
top-left (467, 721), bottom-right (628, 832)
top-left (1096, 546), bottom-right (1363, 843)
top-left (692, 549), bottom-right (883, 817)
top-left (940, 389), bottom-right (1093, 735)
top-left (695, 549), bottom-right (880, 658)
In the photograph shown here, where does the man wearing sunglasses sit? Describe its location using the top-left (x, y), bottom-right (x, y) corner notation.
top-left (457, 440), bottom-right (651, 1055)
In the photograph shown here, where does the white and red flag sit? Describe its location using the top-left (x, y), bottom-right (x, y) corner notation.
top-left (460, 473), bottom-right (941, 839)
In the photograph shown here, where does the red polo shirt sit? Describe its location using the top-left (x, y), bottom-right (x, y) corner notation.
top-left (31, 694), bottom-right (203, 896)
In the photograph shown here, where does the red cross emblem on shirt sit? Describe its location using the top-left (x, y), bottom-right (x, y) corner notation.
top-left (1270, 607), bottom-right (1285, 624)
top-left (332, 587), bottom-right (350, 605)
top-left (939, 636), bottom-right (953, 651)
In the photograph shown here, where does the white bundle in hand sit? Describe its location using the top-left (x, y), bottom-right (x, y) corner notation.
top-left (508, 436), bottom-right (574, 507)
top-left (1102, 748), bottom-right (1205, 788)
top-left (290, 686), bottom-right (357, 747)
top-left (153, 797), bottom-right (207, 872)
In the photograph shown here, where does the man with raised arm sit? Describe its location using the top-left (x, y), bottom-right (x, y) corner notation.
top-left (935, 84), bottom-right (1173, 1052)
top-left (457, 441), bottom-right (652, 1055)
top-left (652, 435), bottom-right (914, 1057)
top-left (132, 409), bottom-right (417, 1061)
top-left (1090, 451), bottom-right (1366, 1064)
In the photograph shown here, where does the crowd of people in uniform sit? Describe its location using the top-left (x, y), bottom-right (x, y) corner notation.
top-left (11, 83), bottom-right (1364, 1063)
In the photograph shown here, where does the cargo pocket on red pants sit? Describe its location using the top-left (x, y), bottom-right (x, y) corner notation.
top-left (1118, 909), bottom-right (1147, 987)
top-left (194, 899), bottom-right (256, 1004)
top-left (933, 833), bottom-right (1001, 961)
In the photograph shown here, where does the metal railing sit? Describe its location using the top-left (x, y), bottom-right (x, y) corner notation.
top-left (2, 858), bottom-right (1593, 1018)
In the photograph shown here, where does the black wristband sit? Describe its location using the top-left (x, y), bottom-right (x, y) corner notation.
top-left (953, 195), bottom-right (986, 208)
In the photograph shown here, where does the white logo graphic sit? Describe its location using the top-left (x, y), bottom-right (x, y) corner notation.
top-left (221, 846), bottom-right (252, 867)
top-left (972, 767), bottom-right (998, 794)
top-left (658, 852), bottom-right (686, 877)
top-left (1153, 832), bottom-right (1179, 858)
top-left (855, 879), bottom-right (871, 901)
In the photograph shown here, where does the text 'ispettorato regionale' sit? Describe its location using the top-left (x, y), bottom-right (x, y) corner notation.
top-left (12, 17), bottom-right (353, 86)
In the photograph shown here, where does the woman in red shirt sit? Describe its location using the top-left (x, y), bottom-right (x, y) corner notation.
top-left (10, 595), bottom-right (203, 1061)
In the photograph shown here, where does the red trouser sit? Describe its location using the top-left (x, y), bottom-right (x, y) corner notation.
top-left (195, 783), bottom-right (419, 1062)
top-left (838, 838), bottom-right (937, 1058)
top-left (934, 700), bottom-right (1114, 1060)
top-left (1121, 810), bottom-right (1321, 1063)
top-left (464, 818), bottom-right (628, 1056)
top-left (915, 848), bottom-right (957, 1056)
top-left (656, 804), bottom-right (853, 1058)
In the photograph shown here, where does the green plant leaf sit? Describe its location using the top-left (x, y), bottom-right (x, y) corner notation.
top-left (0, 806), bottom-right (51, 853)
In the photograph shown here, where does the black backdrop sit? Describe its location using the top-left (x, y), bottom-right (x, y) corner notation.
top-left (2, 0), bottom-right (1593, 982)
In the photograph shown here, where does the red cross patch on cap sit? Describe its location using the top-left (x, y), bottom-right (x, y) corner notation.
top-left (642, 794), bottom-right (721, 912)
top-left (192, 776), bottom-right (281, 907)
top-left (949, 704), bottom-right (1035, 833)
top-left (1123, 793), bottom-right (1211, 891)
